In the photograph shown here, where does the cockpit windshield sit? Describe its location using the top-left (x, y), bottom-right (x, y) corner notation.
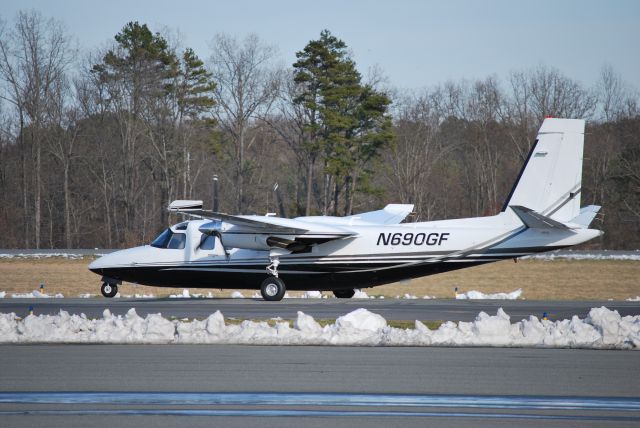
top-left (150, 228), bottom-right (186, 249)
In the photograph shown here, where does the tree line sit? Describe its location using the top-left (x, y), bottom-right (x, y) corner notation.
top-left (0, 11), bottom-right (638, 249)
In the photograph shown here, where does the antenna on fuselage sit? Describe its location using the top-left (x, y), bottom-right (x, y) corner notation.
top-left (273, 183), bottom-right (287, 218)
top-left (212, 175), bottom-right (219, 212)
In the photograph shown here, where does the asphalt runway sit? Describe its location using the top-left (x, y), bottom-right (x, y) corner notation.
top-left (0, 345), bottom-right (638, 427)
top-left (1, 297), bottom-right (639, 321)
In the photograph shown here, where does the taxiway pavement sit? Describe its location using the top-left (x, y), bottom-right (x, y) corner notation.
top-left (0, 345), bottom-right (638, 427)
top-left (1, 297), bottom-right (639, 321)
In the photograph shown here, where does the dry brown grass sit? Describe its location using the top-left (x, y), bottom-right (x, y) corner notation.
top-left (0, 257), bottom-right (638, 300)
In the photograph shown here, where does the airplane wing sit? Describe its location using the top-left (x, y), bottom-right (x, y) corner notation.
top-left (168, 200), bottom-right (355, 238)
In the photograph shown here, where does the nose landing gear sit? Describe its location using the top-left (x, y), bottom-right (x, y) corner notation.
top-left (101, 282), bottom-right (118, 298)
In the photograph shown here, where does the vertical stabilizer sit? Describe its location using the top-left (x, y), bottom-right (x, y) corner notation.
top-left (502, 118), bottom-right (585, 222)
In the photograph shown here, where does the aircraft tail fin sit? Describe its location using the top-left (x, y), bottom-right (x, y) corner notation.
top-left (502, 118), bottom-right (585, 222)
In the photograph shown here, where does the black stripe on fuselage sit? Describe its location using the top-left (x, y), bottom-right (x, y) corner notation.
top-left (89, 246), bottom-right (567, 291)
top-left (90, 259), bottom-right (494, 291)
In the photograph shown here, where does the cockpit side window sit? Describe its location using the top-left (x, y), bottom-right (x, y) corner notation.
top-left (167, 233), bottom-right (186, 249)
top-left (150, 229), bottom-right (172, 248)
top-left (150, 229), bottom-right (186, 249)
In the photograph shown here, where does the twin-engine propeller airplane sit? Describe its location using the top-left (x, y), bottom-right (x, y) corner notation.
top-left (90, 118), bottom-right (602, 301)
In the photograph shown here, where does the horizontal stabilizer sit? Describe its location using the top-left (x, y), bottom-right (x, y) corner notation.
top-left (570, 205), bottom-right (601, 228)
top-left (510, 205), bottom-right (569, 230)
top-left (347, 204), bottom-right (415, 225)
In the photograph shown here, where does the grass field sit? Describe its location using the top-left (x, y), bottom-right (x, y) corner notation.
top-left (0, 257), bottom-right (638, 300)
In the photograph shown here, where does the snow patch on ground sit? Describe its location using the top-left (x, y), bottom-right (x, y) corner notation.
top-left (456, 289), bottom-right (522, 300)
top-left (0, 253), bottom-right (86, 260)
top-left (0, 307), bottom-right (638, 349)
top-left (627, 296), bottom-right (640, 302)
top-left (231, 291), bottom-right (244, 299)
top-left (301, 290), bottom-right (323, 299)
top-left (190, 292), bottom-right (213, 298)
top-left (0, 291), bottom-right (5, 298)
top-left (525, 251), bottom-right (640, 261)
top-left (10, 290), bottom-right (64, 299)
top-left (169, 289), bottom-right (191, 299)
top-left (125, 294), bottom-right (155, 299)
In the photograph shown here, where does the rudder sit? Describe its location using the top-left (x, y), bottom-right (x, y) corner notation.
top-left (502, 118), bottom-right (585, 222)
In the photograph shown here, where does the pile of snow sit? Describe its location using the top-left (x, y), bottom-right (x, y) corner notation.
top-left (353, 289), bottom-right (373, 299)
top-left (0, 307), bottom-right (638, 349)
top-left (0, 291), bottom-right (5, 298)
top-left (230, 291), bottom-right (244, 299)
top-left (10, 290), bottom-right (64, 299)
top-left (456, 289), bottom-right (522, 300)
top-left (627, 296), bottom-right (640, 302)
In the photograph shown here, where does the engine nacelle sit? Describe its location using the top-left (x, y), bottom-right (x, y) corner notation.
top-left (218, 233), bottom-right (272, 251)
top-left (199, 220), bottom-right (306, 252)
top-left (198, 220), bottom-right (224, 235)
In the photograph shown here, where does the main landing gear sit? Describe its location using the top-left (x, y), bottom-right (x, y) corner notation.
top-left (261, 252), bottom-right (287, 301)
top-left (101, 282), bottom-right (118, 298)
top-left (260, 276), bottom-right (286, 301)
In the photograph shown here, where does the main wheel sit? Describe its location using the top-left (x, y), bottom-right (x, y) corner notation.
top-left (101, 282), bottom-right (118, 298)
top-left (260, 277), bottom-right (286, 301)
top-left (333, 289), bottom-right (355, 299)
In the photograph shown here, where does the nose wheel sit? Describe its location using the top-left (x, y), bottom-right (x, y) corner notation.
top-left (260, 277), bottom-right (286, 301)
top-left (101, 282), bottom-right (118, 298)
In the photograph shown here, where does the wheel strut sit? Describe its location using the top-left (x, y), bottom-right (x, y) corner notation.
top-left (266, 256), bottom-right (280, 278)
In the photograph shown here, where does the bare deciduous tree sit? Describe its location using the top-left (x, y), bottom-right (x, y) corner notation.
top-left (209, 33), bottom-right (279, 213)
top-left (0, 11), bottom-right (72, 247)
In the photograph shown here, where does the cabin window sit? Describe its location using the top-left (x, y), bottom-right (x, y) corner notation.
top-left (200, 234), bottom-right (216, 250)
top-left (167, 233), bottom-right (186, 249)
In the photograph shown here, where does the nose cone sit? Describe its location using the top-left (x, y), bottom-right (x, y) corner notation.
top-left (89, 252), bottom-right (116, 274)
top-left (89, 245), bottom-right (153, 271)
top-left (88, 255), bottom-right (105, 273)
top-left (88, 248), bottom-right (140, 274)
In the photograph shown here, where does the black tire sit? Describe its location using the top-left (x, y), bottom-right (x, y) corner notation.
top-left (101, 282), bottom-right (118, 298)
top-left (333, 289), bottom-right (355, 299)
top-left (260, 277), bottom-right (286, 301)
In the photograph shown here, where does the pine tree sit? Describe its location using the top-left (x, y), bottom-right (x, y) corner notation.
top-left (293, 30), bottom-right (392, 215)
